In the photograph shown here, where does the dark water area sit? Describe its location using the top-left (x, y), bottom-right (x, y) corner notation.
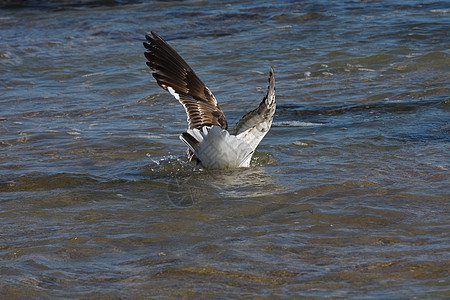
top-left (1, 0), bottom-right (449, 298)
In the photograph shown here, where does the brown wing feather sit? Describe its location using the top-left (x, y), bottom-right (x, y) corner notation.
top-left (143, 32), bottom-right (228, 130)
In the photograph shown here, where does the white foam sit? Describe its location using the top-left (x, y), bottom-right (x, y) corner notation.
top-left (276, 25), bottom-right (292, 30)
top-left (293, 141), bottom-right (308, 146)
top-left (430, 9), bottom-right (449, 14)
top-left (67, 131), bottom-right (81, 136)
top-left (358, 68), bottom-right (375, 72)
top-left (273, 121), bottom-right (323, 127)
top-left (82, 72), bottom-right (105, 78)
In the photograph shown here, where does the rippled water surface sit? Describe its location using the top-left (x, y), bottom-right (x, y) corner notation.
top-left (1, 0), bottom-right (449, 298)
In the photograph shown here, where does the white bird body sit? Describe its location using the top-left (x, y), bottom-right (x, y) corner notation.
top-left (144, 32), bottom-right (276, 169)
top-left (181, 126), bottom-right (254, 168)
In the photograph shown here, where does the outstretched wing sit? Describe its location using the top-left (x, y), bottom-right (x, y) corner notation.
top-left (231, 67), bottom-right (276, 151)
top-left (143, 32), bottom-right (228, 130)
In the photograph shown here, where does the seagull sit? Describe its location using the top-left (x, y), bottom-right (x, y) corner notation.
top-left (143, 32), bottom-right (276, 169)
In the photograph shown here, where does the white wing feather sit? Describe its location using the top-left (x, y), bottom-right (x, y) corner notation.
top-left (232, 67), bottom-right (276, 151)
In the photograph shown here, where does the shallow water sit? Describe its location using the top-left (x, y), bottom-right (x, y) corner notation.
top-left (1, 0), bottom-right (449, 298)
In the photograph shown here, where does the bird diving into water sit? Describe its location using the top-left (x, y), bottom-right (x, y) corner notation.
top-left (143, 32), bottom-right (276, 169)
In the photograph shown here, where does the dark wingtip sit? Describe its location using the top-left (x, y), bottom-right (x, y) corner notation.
top-left (145, 61), bottom-right (156, 70)
top-left (144, 51), bottom-right (152, 61)
top-left (150, 31), bottom-right (162, 40)
top-left (144, 32), bottom-right (164, 48)
top-left (267, 66), bottom-right (275, 86)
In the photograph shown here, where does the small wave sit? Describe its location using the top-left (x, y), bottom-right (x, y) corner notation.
top-left (430, 9), bottom-right (449, 14)
top-left (293, 141), bottom-right (308, 146)
top-left (67, 131), bottom-right (81, 136)
top-left (273, 121), bottom-right (323, 127)
top-left (357, 68), bottom-right (375, 72)
top-left (276, 25), bottom-right (292, 30)
top-left (81, 72), bottom-right (105, 78)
